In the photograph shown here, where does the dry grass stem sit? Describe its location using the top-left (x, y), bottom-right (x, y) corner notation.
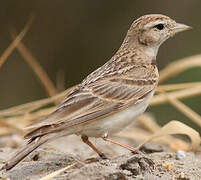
top-left (138, 115), bottom-right (194, 151)
top-left (0, 16), bottom-right (34, 69)
top-left (159, 54), bottom-right (201, 83)
top-left (137, 115), bottom-right (197, 151)
top-left (10, 30), bottom-right (57, 98)
top-left (151, 86), bottom-right (201, 106)
top-left (0, 119), bottom-right (22, 135)
top-left (136, 121), bottom-right (201, 151)
top-left (163, 93), bottom-right (201, 127)
top-left (5, 107), bottom-right (55, 130)
top-left (0, 88), bottom-right (74, 117)
top-left (117, 115), bottom-right (192, 151)
top-left (137, 114), bottom-right (161, 133)
top-left (117, 127), bottom-right (191, 151)
top-left (157, 82), bottom-right (201, 91)
top-left (39, 162), bottom-right (78, 180)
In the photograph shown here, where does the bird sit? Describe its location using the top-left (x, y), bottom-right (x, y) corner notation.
top-left (1, 14), bottom-right (191, 171)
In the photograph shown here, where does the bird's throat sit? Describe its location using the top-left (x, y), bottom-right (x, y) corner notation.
top-left (143, 45), bottom-right (159, 60)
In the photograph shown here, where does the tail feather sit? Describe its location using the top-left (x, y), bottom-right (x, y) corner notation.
top-left (1, 134), bottom-right (54, 171)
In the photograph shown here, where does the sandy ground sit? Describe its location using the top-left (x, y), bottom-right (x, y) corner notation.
top-left (0, 135), bottom-right (201, 180)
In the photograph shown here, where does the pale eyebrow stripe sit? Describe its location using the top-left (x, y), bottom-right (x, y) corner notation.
top-left (144, 20), bottom-right (164, 28)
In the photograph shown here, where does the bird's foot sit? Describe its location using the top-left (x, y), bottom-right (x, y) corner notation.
top-left (85, 153), bottom-right (109, 164)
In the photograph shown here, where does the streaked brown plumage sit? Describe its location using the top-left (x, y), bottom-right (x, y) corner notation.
top-left (1, 14), bottom-right (191, 171)
top-left (25, 49), bottom-right (158, 138)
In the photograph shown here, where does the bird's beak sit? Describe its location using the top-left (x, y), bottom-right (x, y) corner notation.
top-left (173, 23), bottom-right (192, 34)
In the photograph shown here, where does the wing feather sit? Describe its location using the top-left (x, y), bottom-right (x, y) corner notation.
top-left (25, 55), bottom-right (158, 139)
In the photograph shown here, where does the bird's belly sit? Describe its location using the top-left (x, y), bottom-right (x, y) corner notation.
top-left (81, 90), bottom-right (155, 137)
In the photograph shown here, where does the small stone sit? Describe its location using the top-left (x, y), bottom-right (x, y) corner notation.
top-left (120, 155), bottom-right (154, 176)
top-left (140, 143), bottom-right (164, 153)
top-left (163, 162), bottom-right (174, 171)
top-left (176, 150), bottom-right (186, 160)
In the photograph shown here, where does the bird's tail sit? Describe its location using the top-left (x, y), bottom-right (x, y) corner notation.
top-left (1, 134), bottom-right (55, 171)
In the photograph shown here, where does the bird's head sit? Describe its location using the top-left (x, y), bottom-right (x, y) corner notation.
top-left (123, 14), bottom-right (191, 56)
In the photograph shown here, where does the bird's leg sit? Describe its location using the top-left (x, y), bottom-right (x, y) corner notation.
top-left (81, 135), bottom-right (108, 159)
top-left (102, 136), bottom-right (141, 154)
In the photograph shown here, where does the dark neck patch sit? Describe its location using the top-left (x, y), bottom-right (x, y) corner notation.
top-left (151, 58), bottom-right (157, 66)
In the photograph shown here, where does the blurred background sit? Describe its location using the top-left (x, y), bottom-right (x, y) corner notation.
top-left (0, 0), bottom-right (200, 131)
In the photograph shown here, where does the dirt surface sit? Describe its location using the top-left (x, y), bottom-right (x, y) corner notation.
top-left (0, 135), bottom-right (201, 180)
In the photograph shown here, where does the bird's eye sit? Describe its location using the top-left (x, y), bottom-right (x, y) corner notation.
top-left (154, 24), bottom-right (164, 30)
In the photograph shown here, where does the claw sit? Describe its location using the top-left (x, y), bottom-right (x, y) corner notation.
top-left (99, 153), bottom-right (108, 160)
top-left (131, 149), bottom-right (143, 155)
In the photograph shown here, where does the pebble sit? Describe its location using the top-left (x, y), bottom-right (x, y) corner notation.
top-left (176, 150), bottom-right (186, 160)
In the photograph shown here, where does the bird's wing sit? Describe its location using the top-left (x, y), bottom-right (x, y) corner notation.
top-left (25, 51), bottom-right (158, 139)
top-left (25, 67), bottom-right (157, 139)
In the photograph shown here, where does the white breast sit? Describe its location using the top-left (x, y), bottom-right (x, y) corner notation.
top-left (81, 90), bottom-right (155, 137)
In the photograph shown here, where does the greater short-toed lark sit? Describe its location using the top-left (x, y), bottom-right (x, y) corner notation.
top-left (2, 14), bottom-right (191, 170)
